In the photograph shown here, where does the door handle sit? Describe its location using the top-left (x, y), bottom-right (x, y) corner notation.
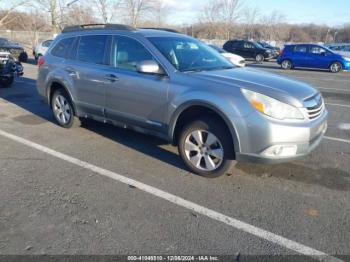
top-left (104, 74), bottom-right (119, 82)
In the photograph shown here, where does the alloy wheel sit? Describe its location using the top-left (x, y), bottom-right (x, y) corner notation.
top-left (184, 130), bottom-right (224, 171)
top-left (53, 95), bottom-right (72, 125)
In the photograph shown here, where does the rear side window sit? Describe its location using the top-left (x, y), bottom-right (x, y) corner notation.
top-left (293, 45), bottom-right (307, 53)
top-left (76, 35), bottom-right (108, 64)
top-left (51, 37), bottom-right (74, 58)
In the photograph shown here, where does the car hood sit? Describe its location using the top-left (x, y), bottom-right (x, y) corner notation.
top-left (192, 68), bottom-right (319, 107)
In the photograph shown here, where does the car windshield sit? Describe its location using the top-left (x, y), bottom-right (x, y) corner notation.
top-left (148, 37), bottom-right (234, 72)
top-left (254, 42), bottom-right (264, 48)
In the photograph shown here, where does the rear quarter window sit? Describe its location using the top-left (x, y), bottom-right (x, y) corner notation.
top-left (51, 37), bottom-right (75, 58)
top-left (76, 35), bottom-right (108, 64)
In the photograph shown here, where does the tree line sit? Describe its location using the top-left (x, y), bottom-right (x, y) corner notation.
top-left (1, 0), bottom-right (349, 43)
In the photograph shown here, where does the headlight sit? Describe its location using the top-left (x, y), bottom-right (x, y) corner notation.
top-left (241, 89), bottom-right (304, 120)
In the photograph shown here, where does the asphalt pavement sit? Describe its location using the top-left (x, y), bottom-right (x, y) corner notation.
top-left (0, 60), bottom-right (349, 261)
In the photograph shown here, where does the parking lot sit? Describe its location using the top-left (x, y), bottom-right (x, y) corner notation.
top-left (0, 60), bottom-right (349, 261)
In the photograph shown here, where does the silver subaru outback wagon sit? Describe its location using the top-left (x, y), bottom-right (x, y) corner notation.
top-left (37, 24), bottom-right (328, 178)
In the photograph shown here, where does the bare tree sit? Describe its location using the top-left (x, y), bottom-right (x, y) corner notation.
top-left (150, 0), bottom-right (172, 27)
top-left (95, 0), bottom-right (121, 23)
top-left (199, 0), bottom-right (242, 39)
top-left (260, 11), bottom-right (286, 41)
top-left (119, 0), bottom-right (155, 27)
top-left (0, 0), bottom-right (27, 28)
top-left (243, 6), bottom-right (260, 39)
top-left (33, 0), bottom-right (63, 33)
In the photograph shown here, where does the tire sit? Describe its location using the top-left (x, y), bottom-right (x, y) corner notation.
top-left (281, 59), bottom-right (292, 70)
top-left (330, 62), bottom-right (342, 73)
top-left (178, 116), bottom-right (235, 178)
top-left (18, 52), bottom-right (28, 63)
top-left (51, 89), bottom-right (81, 128)
top-left (0, 76), bottom-right (14, 88)
top-left (255, 54), bottom-right (264, 63)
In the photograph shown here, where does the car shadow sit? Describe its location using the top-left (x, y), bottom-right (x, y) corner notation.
top-left (1, 76), bottom-right (349, 190)
top-left (235, 161), bottom-right (350, 191)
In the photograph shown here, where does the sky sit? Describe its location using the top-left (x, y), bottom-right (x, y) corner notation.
top-left (164, 0), bottom-right (350, 27)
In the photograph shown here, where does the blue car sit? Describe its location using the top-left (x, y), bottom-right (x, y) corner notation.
top-left (277, 44), bottom-right (350, 73)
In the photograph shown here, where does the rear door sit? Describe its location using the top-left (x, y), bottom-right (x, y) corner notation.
top-left (65, 34), bottom-right (109, 117)
top-left (290, 45), bottom-right (309, 67)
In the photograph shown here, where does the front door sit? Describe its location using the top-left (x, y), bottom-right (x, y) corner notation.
top-left (104, 35), bottom-right (168, 131)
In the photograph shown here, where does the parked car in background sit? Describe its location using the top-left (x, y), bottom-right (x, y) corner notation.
top-left (37, 24), bottom-right (328, 177)
top-left (0, 50), bottom-right (23, 87)
top-left (33, 39), bottom-right (53, 60)
top-left (223, 40), bottom-right (274, 62)
top-left (278, 44), bottom-right (350, 73)
top-left (258, 41), bottom-right (280, 58)
top-left (0, 37), bottom-right (28, 62)
top-left (208, 44), bottom-right (245, 67)
top-left (326, 43), bottom-right (350, 58)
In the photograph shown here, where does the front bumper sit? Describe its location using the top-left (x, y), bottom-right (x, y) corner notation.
top-left (342, 61), bottom-right (350, 70)
top-left (234, 109), bottom-right (328, 164)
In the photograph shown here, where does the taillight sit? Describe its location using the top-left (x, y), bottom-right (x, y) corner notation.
top-left (37, 56), bottom-right (45, 67)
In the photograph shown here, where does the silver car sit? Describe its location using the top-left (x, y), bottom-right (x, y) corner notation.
top-left (37, 24), bottom-right (328, 178)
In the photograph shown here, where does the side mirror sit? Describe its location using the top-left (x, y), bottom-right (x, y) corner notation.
top-left (137, 60), bottom-right (164, 75)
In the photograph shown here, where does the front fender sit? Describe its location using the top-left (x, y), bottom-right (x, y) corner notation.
top-left (167, 92), bottom-right (245, 152)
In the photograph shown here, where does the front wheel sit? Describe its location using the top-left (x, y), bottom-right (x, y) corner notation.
top-left (255, 54), bottom-right (264, 63)
top-left (51, 89), bottom-right (80, 128)
top-left (178, 117), bottom-right (234, 178)
top-left (330, 62), bottom-right (342, 73)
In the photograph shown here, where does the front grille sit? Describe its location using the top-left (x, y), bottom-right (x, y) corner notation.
top-left (305, 94), bottom-right (324, 120)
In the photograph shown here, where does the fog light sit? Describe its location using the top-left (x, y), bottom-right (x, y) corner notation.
top-left (262, 145), bottom-right (298, 157)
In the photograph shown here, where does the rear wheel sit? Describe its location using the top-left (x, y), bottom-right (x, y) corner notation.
top-left (330, 62), bottom-right (342, 73)
top-left (255, 54), bottom-right (264, 63)
top-left (281, 59), bottom-right (292, 70)
top-left (51, 89), bottom-right (80, 128)
top-left (178, 117), bottom-right (234, 178)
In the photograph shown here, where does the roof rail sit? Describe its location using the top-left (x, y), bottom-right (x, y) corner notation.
top-left (62, 24), bottom-right (136, 33)
top-left (140, 27), bottom-right (180, 33)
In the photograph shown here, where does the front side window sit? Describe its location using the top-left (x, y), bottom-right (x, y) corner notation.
top-left (51, 37), bottom-right (74, 58)
top-left (310, 46), bottom-right (326, 55)
top-left (76, 35), bottom-right (108, 64)
top-left (244, 42), bottom-right (254, 49)
top-left (111, 36), bottom-right (154, 71)
top-left (149, 37), bottom-right (233, 72)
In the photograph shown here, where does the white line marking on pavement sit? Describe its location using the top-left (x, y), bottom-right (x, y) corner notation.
top-left (324, 136), bottom-right (350, 144)
top-left (318, 87), bottom-right (350, 92)
top-left (295, 76), bottom-right (350, 83)
top-left (0, 129), bottom-right (343, 262)
top-left (326, 103), bottom-right (350, 109)
top-left (338, 123), bottom-right (350, 130)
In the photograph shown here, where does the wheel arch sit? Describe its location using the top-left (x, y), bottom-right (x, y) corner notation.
top-left (169, 101), bottom-right (241, 155)
top-left (47, 80), bottom-right (77, 115)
